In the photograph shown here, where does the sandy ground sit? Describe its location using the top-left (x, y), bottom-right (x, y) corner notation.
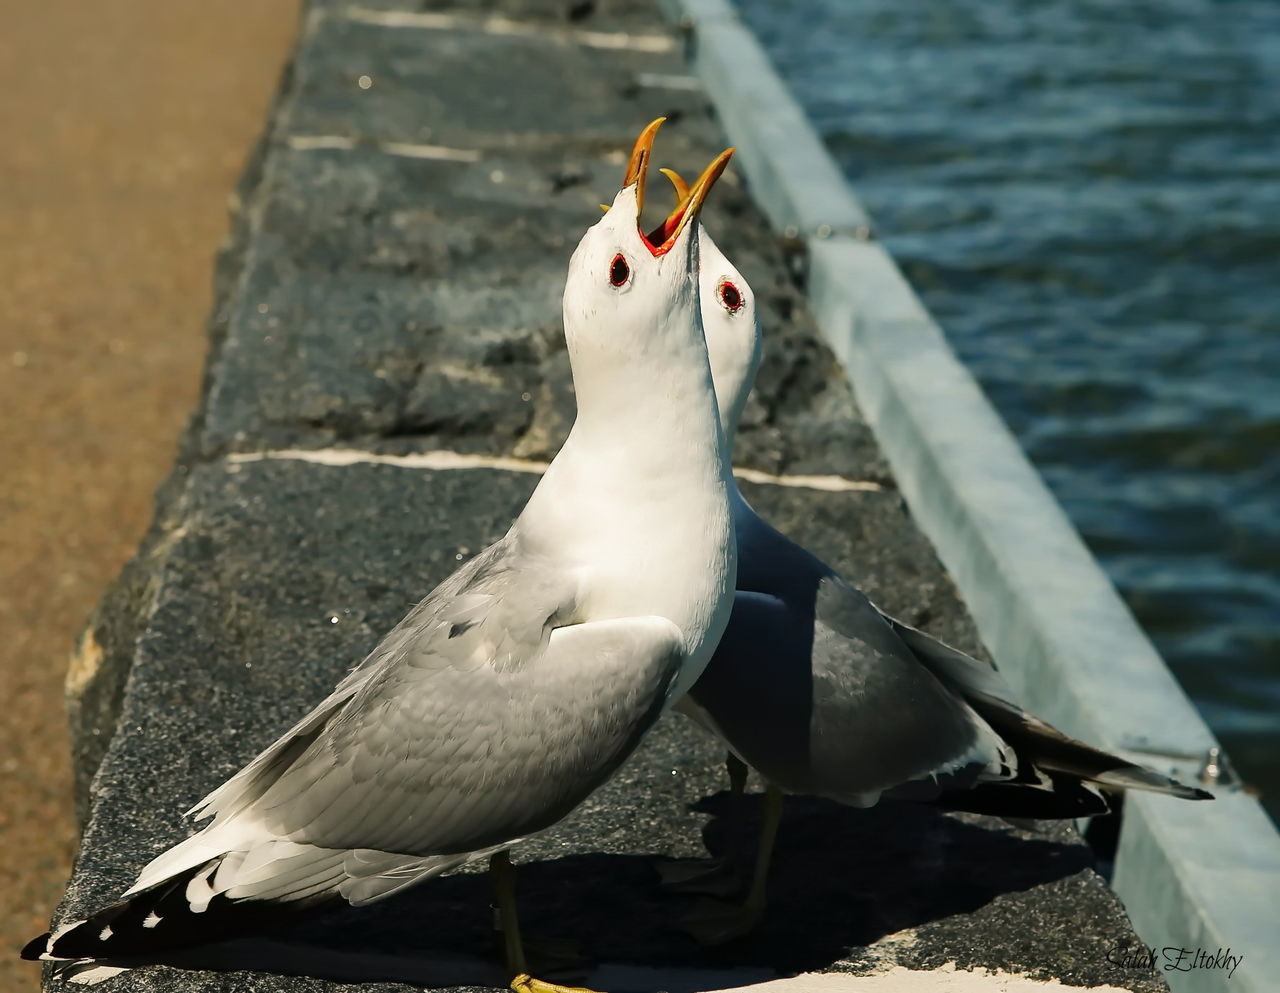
top-left (0, 1), bottom-right (298, 986)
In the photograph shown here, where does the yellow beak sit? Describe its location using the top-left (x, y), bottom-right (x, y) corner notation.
top-left (620, 117), bottom-right (666, 219)
top-left (647, 148), bottom-right (734, 257)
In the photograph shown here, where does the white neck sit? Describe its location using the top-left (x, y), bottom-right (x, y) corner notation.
top-left (517, 307), bottom-right (737, 691)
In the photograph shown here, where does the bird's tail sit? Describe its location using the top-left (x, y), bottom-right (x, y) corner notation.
top-left (885, 617), bottom-right (1213, 815)
top-left (20, 854), bottom-right (333, 980)
top-left (24, 828), bottom-right (472, 985)
top-left (20, 824), bottom-right (361, 983)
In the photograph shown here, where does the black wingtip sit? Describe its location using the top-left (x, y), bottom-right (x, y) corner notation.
top-left (20, 932), bottom-right (51, 961)
top-left (1094, 762), bottom-right (1218, 802)
top-left (1160, 769), bottom-right (1215, 801)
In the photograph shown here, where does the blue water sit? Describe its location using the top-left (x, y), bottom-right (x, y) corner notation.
top-left (736, 0), bottom-right (1280, 817)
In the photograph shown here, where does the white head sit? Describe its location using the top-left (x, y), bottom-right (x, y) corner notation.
top-left (693, 226), bottom-right (762, 445)
top-left (562, 122), bottom-right (735, 433)
top-left (650, 167), bottom-right (763, 445)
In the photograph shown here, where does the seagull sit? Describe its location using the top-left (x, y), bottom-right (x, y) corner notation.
top-left (23, 122), bottom-right (738, 992)
top-left (647, 167), bottom-right (1213, 944)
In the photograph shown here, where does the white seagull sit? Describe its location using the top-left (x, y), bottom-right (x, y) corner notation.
top-left (24, 123), bottom-right (738, 992)
top-left (647, 168), bottom-right (1212, 943)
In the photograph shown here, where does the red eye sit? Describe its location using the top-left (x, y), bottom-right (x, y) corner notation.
top-left (719, 279), bottom-right (743, 312)
top-left (609, 254), bottom-right (630, 287)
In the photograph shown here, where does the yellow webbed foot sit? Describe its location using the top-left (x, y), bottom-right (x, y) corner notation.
top-left (511, 973), bottom-right (604, 993)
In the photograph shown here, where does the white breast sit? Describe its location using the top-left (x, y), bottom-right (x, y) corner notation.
top-left (519, 421), bottom-right (737, 697)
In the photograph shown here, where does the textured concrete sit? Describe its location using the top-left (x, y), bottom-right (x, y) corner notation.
top-left (33, 0), bottom-right (1171, 990)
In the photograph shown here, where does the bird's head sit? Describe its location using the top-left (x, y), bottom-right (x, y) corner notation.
top-left (652, 167), bottom-right (763, 444)
top-left (562, 119), bottom-right (734, 377)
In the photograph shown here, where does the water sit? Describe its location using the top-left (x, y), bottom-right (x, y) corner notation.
top-left (736, 0), bottom-right (1280, 817)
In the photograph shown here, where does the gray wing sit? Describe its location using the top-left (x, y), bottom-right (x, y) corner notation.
top-left (691, 511), bottom-right (1010, 804)
top-left (881, 612), bottom-right (1212, 803)
top-left (876, 611), bottom-right (1017, 708)
top-left (808, 575), bottom-right (1012, 800)
top-left (187, 536), bottom-right (534, 825)
top-left (690, 575), bottom-right (1007, 805)
top-left (245, 609), bottom-right (683, 855)
top-left (209, 531), bottom-right (681, 852)
top-left (133, 534), bottom-right (684, 902)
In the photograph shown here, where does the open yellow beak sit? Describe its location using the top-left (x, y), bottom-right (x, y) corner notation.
top-left (621, 117), bottom-right (666, 219)
top-left (611, 119), bottom-right (733, 256)
top-left (651, 167), bottom-right (691, 239)
top-left (647, 148), bottom-right (733, 256)
top-left (660, 168), bottom-right (691, 203)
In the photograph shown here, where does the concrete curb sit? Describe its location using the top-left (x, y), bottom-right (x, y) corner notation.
top-left (661, 2), bottom-right (1280, 991)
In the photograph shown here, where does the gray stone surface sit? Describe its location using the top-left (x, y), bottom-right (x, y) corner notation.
top-left (44, 0), bottom-right (1170, 990)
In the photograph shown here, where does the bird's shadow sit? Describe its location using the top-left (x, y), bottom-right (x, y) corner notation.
top-left (83, 793), bottom-right (1092, 991)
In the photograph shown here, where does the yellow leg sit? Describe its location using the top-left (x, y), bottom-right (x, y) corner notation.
top-left (489, 850), bottom-right (528, 976)
top-left (490, 851), bottom-right (601, 993)
top-left (657, 753), bottom-right (751, 894)
top-left (676, 784), bottom-right (784, 945)
top-left (744, 785), bottom-right (783, 915)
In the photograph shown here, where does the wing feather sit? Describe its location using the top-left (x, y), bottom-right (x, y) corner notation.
top-left (259, 614), bottom-right (682, 855)
top-left (689, 575), bottom-right (1008, 804)
top-left (129, 535), bottom-right (684, 909)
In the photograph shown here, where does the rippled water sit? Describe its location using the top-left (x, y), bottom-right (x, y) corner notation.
top-left (736, 0), bottom-right (1280, 817)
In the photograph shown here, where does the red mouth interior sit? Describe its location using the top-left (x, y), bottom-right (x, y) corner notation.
top-left (640, 205), bottom-right (686, 258)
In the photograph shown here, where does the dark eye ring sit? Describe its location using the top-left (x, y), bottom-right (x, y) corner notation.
top-left (718, 279), bottom-right (743, 313)
top-left (609, 254), bottom-right (630, 287)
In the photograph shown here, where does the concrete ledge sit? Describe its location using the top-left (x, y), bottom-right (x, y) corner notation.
top-left (661, 2), bottom-right (1280, 991)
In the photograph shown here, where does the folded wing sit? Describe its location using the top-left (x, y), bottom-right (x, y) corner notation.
top-left (31, 536), bottom-right (685, 968)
